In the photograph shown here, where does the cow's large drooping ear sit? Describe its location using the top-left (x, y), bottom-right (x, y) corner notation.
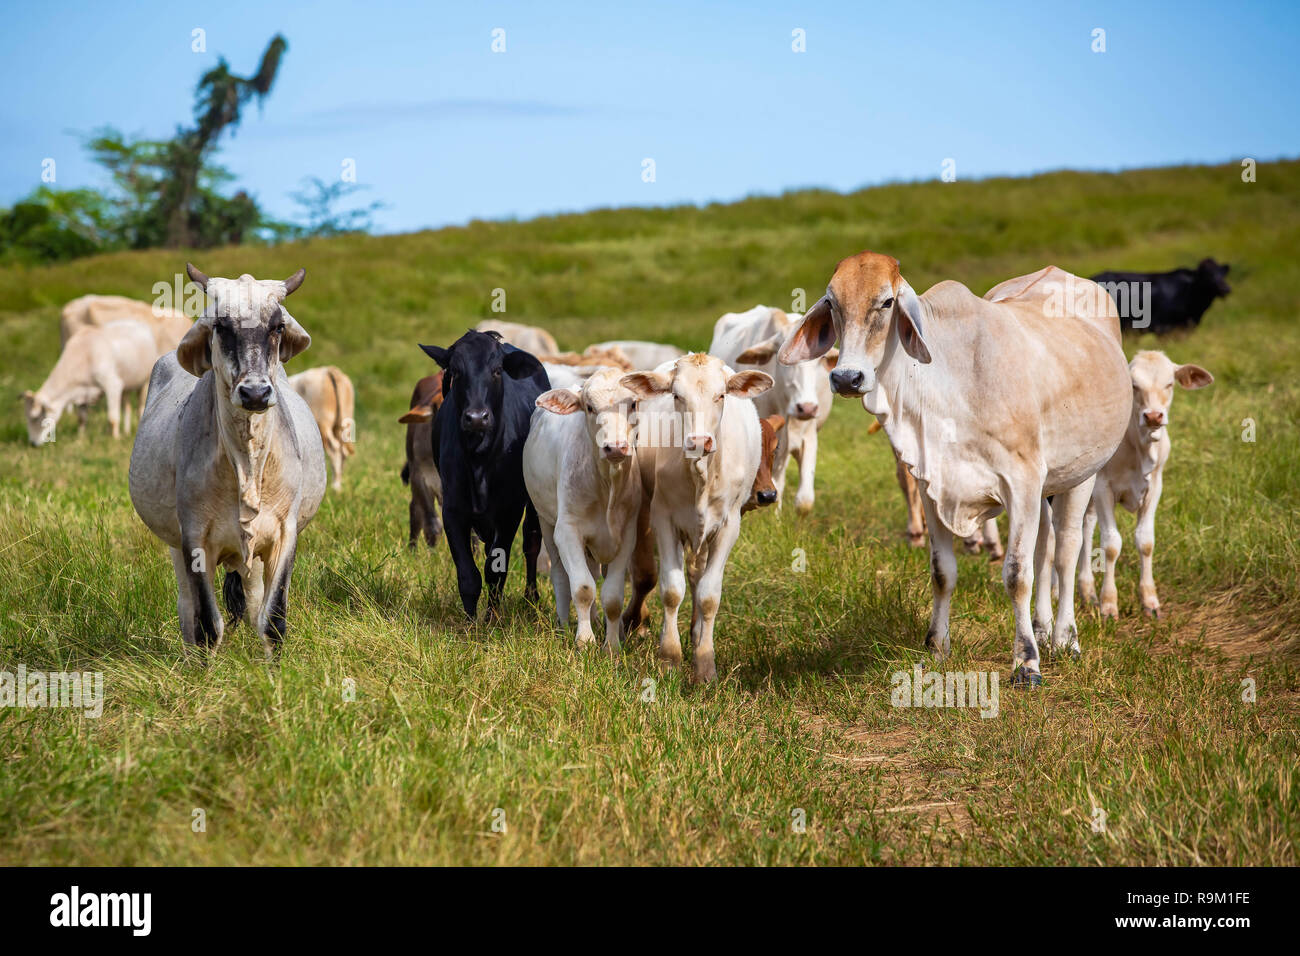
top-left (278, 309), bottom-right (311, 362)
top-left (503, 347), bottom-right (545, 381)
top-left (420, 344), bottom-right (451, 368)
top-left (736, 334), bottom-right (782, 365)
top-left (283, 267), bottom-right (306, 296)
top-left (535, 388), bottom-right (582, 415)
top-left (185, 262), bottom-right (209, 291)
top-left (176, 322), bottom-right (212, 377)
top-left (398, 406), bottom-right (434, 424)
top-left (778, 296), bottom-right (835, 365)
top-left (726, 369), bottom-right (773, 399)
top-left (894, 282), bottom-right (932, 364)
top-left (619, 370), bottom-right (672, 399)
top-left (821, 347), bottom-right (840, 372)
top-left (1174, 364), bottom-right (1213, 389)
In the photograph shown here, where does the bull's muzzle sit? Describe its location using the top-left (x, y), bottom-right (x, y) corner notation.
top-left (235, 380), bottom-right (276, 412)
top-left (829, 366), bottom-right (870, 396)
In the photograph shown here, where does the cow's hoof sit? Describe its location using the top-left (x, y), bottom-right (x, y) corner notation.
top-left (963, 539), bottom-right (982, 555)
top-left (1144, 605), bottom-right (1161, 620)
top-left (1100, 602), bottom-right (1119, 621)
top-left (795, 501), bottom-right (814, 517)
top-left (907, 532), bottom-right (926, 548)
top-left (692, 660), bottom-right (717, 684)
top-left (987, 548), bottom-right (1004, 563)
top-left (1010, 668), bottom-right (1042, 688)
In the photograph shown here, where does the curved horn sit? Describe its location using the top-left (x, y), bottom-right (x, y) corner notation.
top-left (283, 267), bottom-right (306, 296)
top-left (185, 262), bottom-right (209, 290)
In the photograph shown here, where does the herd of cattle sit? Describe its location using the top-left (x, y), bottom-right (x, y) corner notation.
top-left (21, 254), bottom-right (1225, 685)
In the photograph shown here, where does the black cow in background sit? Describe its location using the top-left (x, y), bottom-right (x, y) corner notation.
top-left (422, 330), bottom-right (549, 619)
top-left (1090, 258), bottom-right (1231, 334)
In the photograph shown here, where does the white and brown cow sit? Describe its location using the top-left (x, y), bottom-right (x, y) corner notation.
top-left (524, 368), bottom-right (643, 651)
top-left (781, 253), bottom-right (1131, 684)
top-left (129, 264), bottom-right (325, 656)
top-left (1078, 350), bottom-right (1213, 619)
top-left (709, 305), bottom-right (835, 515)
top-left (287, 365), bottom-right (356, 491)
top-left (22, 319), bottom-right (159, 445)
top-left (620, 353), bottom-right (772, 682)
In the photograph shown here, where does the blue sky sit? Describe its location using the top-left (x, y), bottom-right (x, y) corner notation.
top-left (2, 0), bottom-right (1297, 233)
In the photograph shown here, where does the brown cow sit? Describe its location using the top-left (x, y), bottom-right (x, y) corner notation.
top-left (399, 373), bottom-right (445, 548)
top-left (742, 413), bottom-right (786, 513)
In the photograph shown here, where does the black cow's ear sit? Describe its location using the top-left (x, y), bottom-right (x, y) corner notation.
top-left (420, 344), bottom-right (450, 368)
top-left (502, 348), bottom-right (544, 380)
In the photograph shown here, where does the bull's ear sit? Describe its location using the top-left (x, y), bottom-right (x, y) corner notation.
top-left (821, 347), bottom-right (840, 372)
top-left (765, 413), bottom-right (786, 432)
top-left (619, 370), bottom-right (672, 398)
top-left (736, 334), bottom-right (781, 365)
top-left (398, 405), bottom-right (434, 424)
top-left (503, 347), bottom-right (545, 380)
top-left (726, 369), bottom-right (773, 399)
top-left (1174, 364), bottom-right (1213, 389)
top-left (778, 296), bottom-right (835, 365)
top-left (176, 322), bottom-right (212, 377)
top-left (420, 344), bottom-right (451, 368)
top-left (278, 309), bottom-right (311, 362)
top-left (894, 282), bottom-right (932, 364)
top-left (536, 388), bottom-right (583, 415)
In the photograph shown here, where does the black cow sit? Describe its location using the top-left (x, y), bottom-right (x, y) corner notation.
top-left (1090, 258), bottom-right (1231, 334)
top-left (421, 330), bottom-right (549, 619)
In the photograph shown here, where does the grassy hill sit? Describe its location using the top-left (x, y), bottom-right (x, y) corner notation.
top-left (1, 161), bottom-right (1297, 864)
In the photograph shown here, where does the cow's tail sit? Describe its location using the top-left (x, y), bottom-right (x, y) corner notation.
top-left (326, 366), bottom-right (356, 457)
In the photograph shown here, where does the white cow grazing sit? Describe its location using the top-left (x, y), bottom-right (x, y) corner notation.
top-left (22, 319), bottom-right (158, 445)
top-left (620, 353), bottom-right (772, 682)
top-left (1078, 350), bottom-right (1213, 619)
top-left (709, 305), bottom-right (835, 514)
top-left (523, 368), bottom-right (643, 651)
top-left (588, 340), bottom-right (684, 370)
top-left (129, 264), bottom-right (325, 656)
top-left (60, 294), bottom-right (194, 350)
top-left (780, 252), bottom-right (1131, 684)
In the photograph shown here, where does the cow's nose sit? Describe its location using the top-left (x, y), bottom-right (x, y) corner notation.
top-left (685, 433), bottom-right (715, 454)
top-left (602, 441), bottom-right (630, 461)
top-left (1143, 410), bottom-right (1165, 427)
top-left (757, 489), bottom-right (778, 505)
top-left (237, 382), bottom-right (273, 411)
top-left (829, 367), bottom-right (865, 395)
top-left (794, 402), bottom-right (819, 420)
top-left (462, 409), bottom-right (491, 432)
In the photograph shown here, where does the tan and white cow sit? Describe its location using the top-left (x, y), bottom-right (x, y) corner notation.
top-left (709, 305), bottom-right (835, 514)
top-left (129, 264), bottom-right (325, 656)
top-left (523, 368), bottom-right (643, 651)
top-left (1078, 350), bottom-right (1213, 619)
top-left (22, 319), bottom-right (159, 445)
top-left (61, 294), bottom-right (194, 351)
top-left (781, 253), bottom-right (1131, 683)
top-left (475, 319), bottom-right (559, 357)
top-left (287, 365), bottom-right (356, 491)
top-left (620, 354), bottom-right (772, 682)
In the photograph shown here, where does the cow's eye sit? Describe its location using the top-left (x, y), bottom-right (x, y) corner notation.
top-left (881, 297), bottom-right (895, 310)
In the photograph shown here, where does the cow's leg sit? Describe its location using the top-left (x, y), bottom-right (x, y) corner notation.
top-left (1095, 484), bottom-right (1122, 619)
top-left (542, 521), bottom-right (570, 628)
top-left (1032, 500), bottom-right (1056, 653)
top-left (1135, 469), bottom-right (1164, 618)
top-left (1077, 499), bottom-right (1099, 606)
top-left (554, 522), bottom-right (597, 648)
top-left (1004, 486), bottom-right (1044, 685)
top-left (654, 517), bottom-right (685, 666)
top-left (444, 511), bottom-right (481, 620)
top-left (792, 427), bottom-right (818, 515)
top-left (323, 431), bottom-right (343, 491)
top-left (483, 531), bottom-right (512, 619)
top-left (121, 396), bottom-right (133, 436)
top-left (260, 542), bottom-right (296, 658)
top-left (74, 404), bottom-right (88, 437)
top-left (1049, 477), bottom-right (1093, 658)
top-left (895, 450), bottom-right (926, 546)
top-left (690, 516), bottom-right (741, 683)
top-left (601, 524), bottom-right (639, 654)
top-left (408, 494), bottom-right (424, 549)
top-left (919, 491), bottom-right (956, 660)
top-left (169, 548), bottom-right (200, 651)
top-left (242, 555), bottom-right (267, 631)
top-left (180, 538), bottom-right (223, 653)
top-left (621, 499), bottom-right (657, 636)
top-left (521, 502), bottom-right (542, 603)
top-left (103, 376), bottom-right (124, 439)
top-left (982, 517), bottom-right (1004, 561)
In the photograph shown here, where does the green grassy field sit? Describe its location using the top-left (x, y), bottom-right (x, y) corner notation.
top-left (1, 161), bottom-right (1297, 865)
